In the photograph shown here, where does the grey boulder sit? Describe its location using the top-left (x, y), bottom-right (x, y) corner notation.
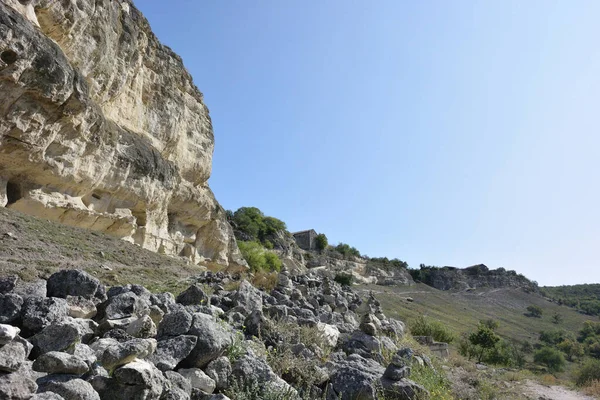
top-left (33, 351), bottom-right (89, 375)
top-left (148, 335), bottom-right (197, 371)
top-left (46, 269), bottom-right (106, 302)
top-left (0, 293), bottom-right (23, 324)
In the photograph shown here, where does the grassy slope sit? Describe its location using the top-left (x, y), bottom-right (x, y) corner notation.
top-left (0, 207), bottom-right (207, 293)
top-left (358, 283), bottom-right (595, 344)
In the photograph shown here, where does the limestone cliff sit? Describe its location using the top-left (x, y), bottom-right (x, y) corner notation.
top-left (0, 0), bottom-right (246, 268)
top-left (410, 264), bottom-right (538, 292)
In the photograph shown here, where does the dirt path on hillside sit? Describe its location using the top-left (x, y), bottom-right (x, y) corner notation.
top-left (522, 380), bottom-right (596, 400)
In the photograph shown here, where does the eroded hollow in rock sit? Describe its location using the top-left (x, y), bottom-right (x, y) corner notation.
top-left (1, 50), bottom-right (18, 65)
top-left (6, 181), bottom-right (22, 205)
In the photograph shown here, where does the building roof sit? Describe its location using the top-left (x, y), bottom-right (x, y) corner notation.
top-left (291, 229), bottom-right (316, 236)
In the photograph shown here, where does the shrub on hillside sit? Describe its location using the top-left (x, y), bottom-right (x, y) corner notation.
top-left (410, 315), bottom-right (456, 344)
top-left (367, 257), bottom-right (408, 271)
top-left (334, 243), bottom-right (361, 258)
top-left (315, 233), bottom-right (328, 251)
top-left (334, 273), bottom-right (354, 286)
top-left (526, 304), bottom-right (543, 318)
top-left (539, 329), bottom-right (572, 346)
top-left (575, 359), bottom-right (600, 386)
top-left (237, 241), bottom-right (282, 273)
top-left (557, 339), bottom-right (585, 361)
top-left (230, 207), bottom-right (287, 243)
top-left (468, 324), bottom-right (500, 362)
top-left (534, 347), bottom-right (566, 373)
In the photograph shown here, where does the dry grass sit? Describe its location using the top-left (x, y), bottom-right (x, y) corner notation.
top-left (540, 374), bottom-right (558, 385)
top-left (251, 271), bottom-right (278, 292)
top-left (0, 207), bottom-right (209, 293)
top-left (582, 380), bottom-right (600, 397)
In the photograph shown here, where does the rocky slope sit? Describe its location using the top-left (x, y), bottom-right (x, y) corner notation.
top-left (0, 267), bottom-right (428, 399)
top-left (410, 264), bottom-right (538, 292)
top-left (260, 229), bottom-right (414, 286)
top-left (0, 0), bottom-right (245, 268)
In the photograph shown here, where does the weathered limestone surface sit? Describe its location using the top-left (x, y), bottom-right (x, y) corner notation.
top-left (0, 0), bottom-right (245, 268)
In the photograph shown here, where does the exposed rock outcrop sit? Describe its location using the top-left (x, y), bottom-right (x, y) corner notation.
top-left (0, 268), bottom-right (428, 399)
top-left (410, 264), bottom-right (538, 292)
top-left (0, 0), bottom-right (245, 268)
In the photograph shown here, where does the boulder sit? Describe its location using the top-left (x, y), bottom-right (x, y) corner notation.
top-left (176, 286), bottom-right (209, 307)
top-left (0, 336), bottom-right (31, 372)
top-left (113, 359), bottom-right (165, 398)
top-left (0, 276), bottom-right (17, 294)
top-left (0, 371), bottom-right (37, 400)
top-left (103, 292), bottom-right (145, 320)
top-left (14, 280), bottom-right (47, 299)
top-left (177, 368), bottom-right (216, 394)
top-left (46, 270), bottom-right (106, 302)
top-left (232, 280), bottom-right (262, 313)
top-left (37, 375), bottom-right (100, 400)
top-left (328, 354), bottom-right (384, 400)
top-left (0, 293), bottom-right (23, 324)
top-left (30, 393), bottom-right (66, 400)
top-left (32, 351), bottom-right (89, 375)
top-left (148, 335), bottom-right (197, 371)
top-left (127, 315), bottom-right (157, 338)
top-left (205, 356), bottom-right (231, 391)
top-left (0, 323), bottom-right (20, 345)
top-left (100, 338), bottom-right (157, 372)
top-left (157, 309), bottom-right (193, 338)
top-left (66, 296), bottom-right (97, 319)
top-left (29, 320), bottom-right (82, 357)
top-left (21, 297), bottom-right (68, 335)
top-left (183, 313), bottom-right (233, 368)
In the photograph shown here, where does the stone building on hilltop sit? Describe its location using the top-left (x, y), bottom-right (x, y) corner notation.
top-left (292, 229), bottom-right (317, 251)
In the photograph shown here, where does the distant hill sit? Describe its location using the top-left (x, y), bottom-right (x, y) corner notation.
top-left (541, 284), bottom-right (600, 316)
top-left (408, 264), bottom-right (538, 292)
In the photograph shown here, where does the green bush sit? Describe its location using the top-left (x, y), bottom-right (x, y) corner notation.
top-left (468, 324), bottom-right (500, 362)
top-left (367, 257), bottom-right (408, 271)
top-left (539, 329), bottom-right (572, 346)
top-left (237, 241), bottom-right (282, 273)
top-left (534, 347), bottom-right (566, 372)
top-left (334, 243), bottom-right (361, 258)
top-left (575, 359), bottom-right (600, 386)
top-left (410, 315), bottom-right (456, 344)
top-left (334, 273), bottom-right (354, 286)
top-left (231, 207), bottom-right (287, 243)
top-left (315, 233), bottom-right (328, 251)
top-left (526, 305), bottom-right (543, 318)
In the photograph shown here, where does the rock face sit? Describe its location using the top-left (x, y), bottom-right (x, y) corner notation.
top-left (0, 0), bottom-right (245, 268)
top-left (411, 264), bottom-right (538, 292)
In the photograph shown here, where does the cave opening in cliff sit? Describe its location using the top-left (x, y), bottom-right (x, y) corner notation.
top-left (132, 210), bottom-right (147, 227)
top-left (6, 181), bottom-right (22, 205)
top-left (1, 50), bottom-right (18, 65)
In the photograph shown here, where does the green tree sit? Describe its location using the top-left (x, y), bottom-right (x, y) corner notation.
top-left (557, 339), bottom-right (585, 361)
top-left (534, 347), bottom-right (566, 373)
top-left (469, 325), bottom-right (500, 362)
top-left (315, 233), bottom-right (328, 251)
top-left (551, 313), bottom-right (563, 324)
top-left (231, 207), bottom-right (287, 243)
top-left (526, 305), bottom-right (543, 318)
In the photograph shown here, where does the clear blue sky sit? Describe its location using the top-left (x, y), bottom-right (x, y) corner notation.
top-left (138, 1), bottom-right (600, 286)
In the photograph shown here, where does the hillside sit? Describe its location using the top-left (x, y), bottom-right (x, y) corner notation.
top-left (541, 284), bottom-right (600, 317)
top-left (0, 207), bottom-right (206, 294)
top-left (359, 283), bottom-right (593, 345)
